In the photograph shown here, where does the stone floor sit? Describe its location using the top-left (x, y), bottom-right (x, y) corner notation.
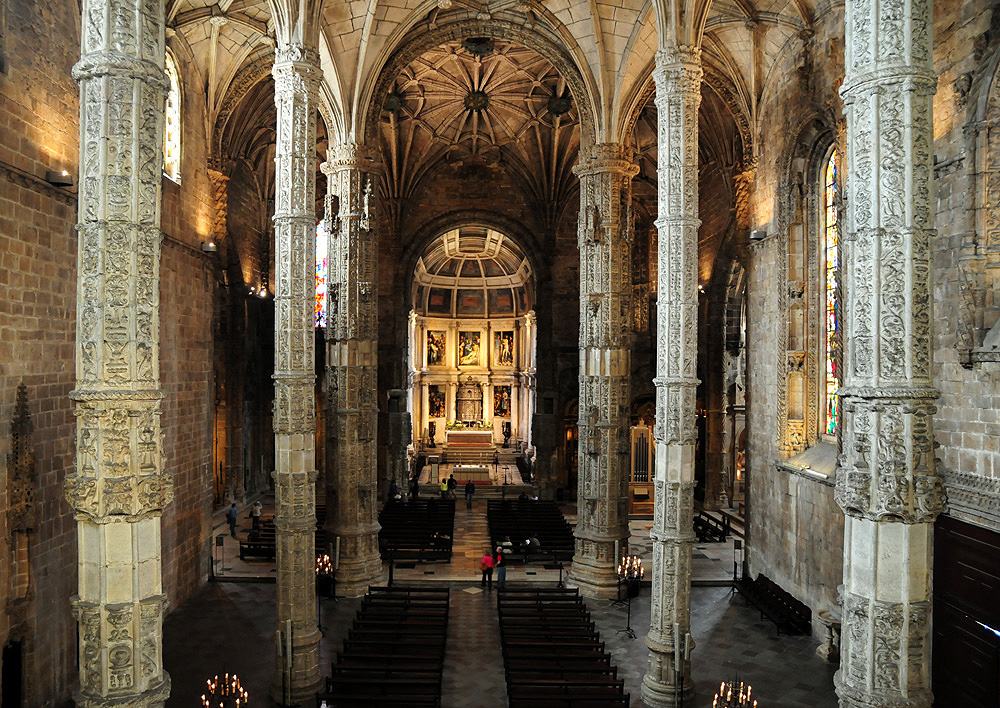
top-left (168, 495), bottom-right (838, 708)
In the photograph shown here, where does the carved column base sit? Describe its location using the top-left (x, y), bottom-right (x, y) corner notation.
top-left (334, 530), bottom-right (385, 597)
top-left (270, 626), bottom-right (324, 706)
top-left (75, 677), bottom-right (171, 708)
top-left (568, 536), bottom-right (627, 599)
top-left (641, 636), bottom-right (694, 708)
top-left (834, 671), bottom-right (932, 708)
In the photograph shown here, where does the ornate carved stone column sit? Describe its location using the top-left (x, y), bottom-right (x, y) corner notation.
top-left (835, 0), bottom-right (940, 704)
top-left (322, 143), bottom-right (386, 597)
top-left (65, 0), bottom-right (173, 703)
top-left (270, 41), bottom-right (323, 702)
top-left (568, 143), bottom-right (637, 598)
top-left (642, 47), bottom-right (702, 708)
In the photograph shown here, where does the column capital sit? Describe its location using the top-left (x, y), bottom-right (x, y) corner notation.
top-left (324, 143), bottom-right (383, 175)
top-left (573, 143), bottom-right (640, 178)
top-left (653, 47), bottom-right (703, 97)
top-left (272, 45), bottom-right (321, 98)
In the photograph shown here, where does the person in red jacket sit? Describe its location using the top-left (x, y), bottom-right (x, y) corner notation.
top-left (480, 550), bottom-right (495, 590)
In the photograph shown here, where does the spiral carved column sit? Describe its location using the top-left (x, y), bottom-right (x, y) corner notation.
top-left (642, 47), bottom-right (702, 708)
top-left (568, 143), bottom-right (637, 598)
top-left (322, 144), bottom-right (386, 598)
top-left (835, 0), bottom-right (941, 704)
top-left (66, 0), bottom-right (173, 705)
top-left (270, 41), bottom-right (323, 703)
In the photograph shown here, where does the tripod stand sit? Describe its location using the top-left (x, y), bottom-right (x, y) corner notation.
top-left (617, 582), bottom-right (637, 639)
top-left (615, 555), bottom-right (643, 640)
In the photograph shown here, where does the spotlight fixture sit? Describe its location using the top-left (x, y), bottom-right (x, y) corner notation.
top-left (45, 170), bottom-right (73, 187)
top-left (200, 241), bottom-right (217, 253)
top-left (257, 286), bottom-right (268, 298)
top-left (749, 228), bottom-right (767, 241)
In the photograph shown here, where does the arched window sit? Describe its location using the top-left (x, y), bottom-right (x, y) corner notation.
top-left (315, 219), bottom-right (328, 327)
top-left (163, 52), bottom-right (181, 182)
top-left (823, 148), bottom-right (839, 436)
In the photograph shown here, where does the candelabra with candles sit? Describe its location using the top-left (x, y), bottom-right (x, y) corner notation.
top-left (616, 555), bottom-right (644, 639)
top-left (201, 673), bottom-right (248, 708)
top-left (316, 553), bottom-right (335, 597)
top-left (713, 680), bottom-right (757, 708)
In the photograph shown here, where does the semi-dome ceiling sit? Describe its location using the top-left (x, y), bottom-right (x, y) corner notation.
top-left (413, 227), bottom-right (533, 319)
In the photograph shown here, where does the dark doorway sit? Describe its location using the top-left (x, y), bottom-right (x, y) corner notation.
top-left (933, 515), bottom-right (1000, 707)
top-left (2, 640), bottom-right (23, 708)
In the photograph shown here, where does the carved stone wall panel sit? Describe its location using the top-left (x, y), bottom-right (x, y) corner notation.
top-left (644, 47), bottom-right (702, 708)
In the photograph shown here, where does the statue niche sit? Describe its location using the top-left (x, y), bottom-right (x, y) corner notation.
top-left (456, 377), bottom-right (483, 422)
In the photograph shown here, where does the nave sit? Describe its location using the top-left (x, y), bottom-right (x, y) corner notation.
top-left (163, 499), bottom-right (838, 708)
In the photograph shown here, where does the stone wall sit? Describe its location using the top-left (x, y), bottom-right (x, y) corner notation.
top-left (0, 1), bottom-right (84, 703)
top-left (742, 4), bottom-right (850, 629)
top-left (928, 0), bottom-right (1000, 531)
top-left (0, 1), bottom-right (217, 703)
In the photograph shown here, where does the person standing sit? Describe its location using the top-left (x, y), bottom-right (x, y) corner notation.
top-left (389, 479), bottom-right (399, 501)
top-left (439, 478), bottom-right (448, 499)
top-left (464, 480), bottom-right (475, 509)
top-left (480, 550), bottom-right (495, 590)
top-left (226, 503), bottom-right (238, 538)
top-left (250, 500), bottom-right (262, 531)
top-left (447, 473), bottom-right (457, 499)
top-left (495, 546), bottom-right (507, 588)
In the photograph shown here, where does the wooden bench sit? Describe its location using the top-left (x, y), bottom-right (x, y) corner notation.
top-left (734, 573), bottom-right (811, 635)
top-left (693, 510), bottom-right (730, 543)
top-left (324, 585), bottom-right (450, 708)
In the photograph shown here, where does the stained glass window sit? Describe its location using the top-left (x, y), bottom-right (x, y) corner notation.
top-left (315, 219), bottom-right (328, 327)
top-left (824, 149), bottom-right (839, 436)
top-left (163, 52), bottom-right (181, 182)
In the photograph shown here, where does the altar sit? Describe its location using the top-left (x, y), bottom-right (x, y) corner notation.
top-left (446, 429), bottom-right (493, 446)
top-left (452, 464), bottom-right (492, 482)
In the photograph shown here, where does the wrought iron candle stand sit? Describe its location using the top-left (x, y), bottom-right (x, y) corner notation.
top-left (713, 680), bottom-right (757, 708)
top-left (616, 554), bottom-right (644, 639)
top-left (201, 673), bottom-right (248, 708)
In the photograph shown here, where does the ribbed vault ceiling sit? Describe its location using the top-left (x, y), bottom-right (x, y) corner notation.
top-left (379, 39), bottom-right (580, 219)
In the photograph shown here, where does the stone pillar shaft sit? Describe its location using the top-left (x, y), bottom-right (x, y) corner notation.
top-left (569, 143), bottom-right (637, 598)
top-left (835, 0), bottom-right (940, 704)
top-left (322, 144), bottom-right (385, 597)
top-left (642, 47), bottom-right (702, 708)
top-left (66, 0), bottom-right (173, 705)
top-left (270, 42), bottom-right (323, 703)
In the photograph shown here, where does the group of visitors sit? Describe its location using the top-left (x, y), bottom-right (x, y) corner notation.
top-left (225, 500), bottom-right (263, 538)
top-left (480, 541), bottom-right (510, 590)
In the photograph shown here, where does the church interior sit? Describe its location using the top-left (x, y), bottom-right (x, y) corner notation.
top-left (1, 0), bottom-right (999, 705)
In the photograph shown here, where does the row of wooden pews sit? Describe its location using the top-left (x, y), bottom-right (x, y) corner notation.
top-left (318, 586), bottom-right (450, 708)
top-left (487, 500), bottom-right (574, 563)
top-left (733, 573), bottom-right (811, 635)
top-left (378, 498), bottom-right (456, 561)
top-left (497, 588), bottom-right (629, 708)
top-left (239, 504), bottom-right (327, 560)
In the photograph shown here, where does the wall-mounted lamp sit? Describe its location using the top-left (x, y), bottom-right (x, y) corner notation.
top-left (257, 287), bottom-right (268, 298)
top-left (200, 241), bottom-right (217, 253)
top-left (45, 170), bottom-right (73, 187)
top-left (749, 228), bottom-right (767, 241)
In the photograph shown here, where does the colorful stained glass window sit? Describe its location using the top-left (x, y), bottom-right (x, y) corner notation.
top-left (824, 149), bottom-right (839, 436)
top-left (315, 219), bottom-right (328, 327)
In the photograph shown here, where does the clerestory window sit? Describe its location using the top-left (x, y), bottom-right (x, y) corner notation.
top-left (163, 52), bottom-right (181, 182)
